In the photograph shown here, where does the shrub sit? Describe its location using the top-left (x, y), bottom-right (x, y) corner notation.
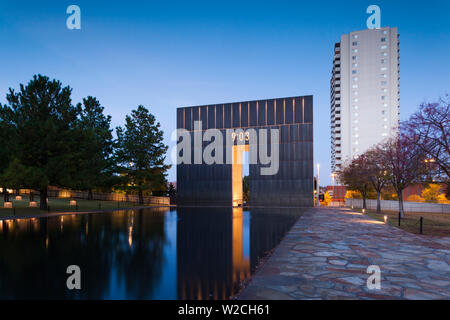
top-left (421, 184), bottom-right (442, 203)
top-left (407, 194), bottom-right (424, 202)
top-left (323, 191), bottom-right (332, 206)
top-left (437, 194), bottom-right (450, 204)
top-left (345, 190), bottom-right (361, 199)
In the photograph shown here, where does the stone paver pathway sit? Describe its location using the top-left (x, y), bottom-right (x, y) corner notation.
top-left (239, 207), bottom-right (450, 300)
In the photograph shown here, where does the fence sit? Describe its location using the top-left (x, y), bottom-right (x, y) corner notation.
top-left (46, 190), bottom-right (170, 206)
top-left (346, 198), bottom-right (450, 214)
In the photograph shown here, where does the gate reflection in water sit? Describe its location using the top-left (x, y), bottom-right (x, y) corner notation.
top-left (0, 207), bottom-right (302, 299)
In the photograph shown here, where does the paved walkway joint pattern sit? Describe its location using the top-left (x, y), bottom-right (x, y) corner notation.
top-left (239, 207), bottom-right (450, 300)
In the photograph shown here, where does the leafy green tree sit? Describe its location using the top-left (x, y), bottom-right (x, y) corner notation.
top-left (71, 97), bottom-right (114, 199)
top-left (0, 105), bottom-right (15, 202)
top-left (2, 75), bottom-right (79, 209)
top-left (115, 106), bottom-right (170, 204)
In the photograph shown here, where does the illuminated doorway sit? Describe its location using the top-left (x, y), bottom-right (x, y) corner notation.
top-left (232, 144), bottom-right (249, 207)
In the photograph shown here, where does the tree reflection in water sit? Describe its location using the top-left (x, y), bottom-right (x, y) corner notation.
top-left (0, 207), bottom-right (302, 299)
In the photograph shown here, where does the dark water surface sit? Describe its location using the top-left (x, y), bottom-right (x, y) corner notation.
top-left (0, 207), bottom-right (302, 299)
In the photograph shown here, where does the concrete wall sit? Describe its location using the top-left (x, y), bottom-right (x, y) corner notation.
top-left (346, 198), bottom-right (450, 214)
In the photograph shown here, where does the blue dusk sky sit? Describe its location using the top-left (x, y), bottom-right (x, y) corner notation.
top-left (1, 0), bottom-right (449, 185)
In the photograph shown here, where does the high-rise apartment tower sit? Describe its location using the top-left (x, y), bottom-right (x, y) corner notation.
top-left (331, 27), bottom-right (400, 173)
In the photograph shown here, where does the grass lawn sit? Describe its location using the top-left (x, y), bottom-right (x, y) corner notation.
top-left (0, 197), bottom-right (153, 219)
top-left (362, 208), bottom-right (450, 237)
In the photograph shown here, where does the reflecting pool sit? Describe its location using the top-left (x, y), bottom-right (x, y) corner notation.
top-left (0, 207), bottom-right (302, 299)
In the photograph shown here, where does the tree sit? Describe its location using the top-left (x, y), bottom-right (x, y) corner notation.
top-left (338, 155), bottom-right (372, 209)
top-left (243, 175), bottom-right (250, 204)
top-left (345, 190), bottom-right (362, 199)
top-left (381, 185), bottom-right (398, 200)
top-left (437, 194), bottom-right (449, 204)
top-left (365, 147), bottom-right (389, 213)
top-left (71, 97), bottom-right (114, 199)
top-left (0, 105), bottom-right (15, 202)
top-left (379, 135), bottom-right (427, 217)
top-left (2, 75), bottom-right (79, 209)
top-left (2, 158), bottom-right (30, 201)
top-left (168, 182), bottom-right (176, 196)
top-left (115, 106), bottom-right (170, 204)
top-left (403, 96), bottom-right (449, 181)
top-left (323, 191), bottom-right (332, 206)
top-left (407, 194), bottom-right (424, 202)
top-left (421, 183), bottom-right (442, 203)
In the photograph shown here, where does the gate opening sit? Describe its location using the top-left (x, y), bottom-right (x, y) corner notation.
top-left (232, 144), bottom-right (249, 207)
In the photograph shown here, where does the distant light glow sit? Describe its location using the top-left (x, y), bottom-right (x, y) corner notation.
top-left (357, 219), bottom-right (384, 225)
top-left (128, 226), bottom-right (133, 247)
